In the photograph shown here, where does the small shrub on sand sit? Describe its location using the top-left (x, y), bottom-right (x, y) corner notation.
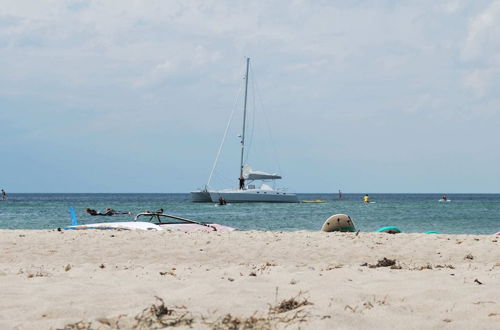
top-left (210, 313), bottom-right (272, 330)
top-left (270, 292), bottom-right (312, 314)
top-left (134, 297), bottom-right (193, 329)
top-left (59, 297), bottom-right (193, 330)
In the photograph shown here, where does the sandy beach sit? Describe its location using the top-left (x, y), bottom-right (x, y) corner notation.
top-left (1, 229), bottom-right (499, 329)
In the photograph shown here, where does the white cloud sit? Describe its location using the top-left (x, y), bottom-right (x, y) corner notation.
top-left (462, 0), bottom-right (500, 60)
top-left (460, 1), bottom-right (500, 99)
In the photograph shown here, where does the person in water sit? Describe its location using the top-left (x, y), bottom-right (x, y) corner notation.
top-left (442, 194), bottom-right (447, 201)
top-left (363, 194), bottom-right (370, 203)
top-left (86, 208), bottom-right (102, 216)
top-left (1, 189), bottom-right (6, 201)
top-left (218, 196), bottom-right (227, 205)
top-left (86, 208), bottom-right (131, 216)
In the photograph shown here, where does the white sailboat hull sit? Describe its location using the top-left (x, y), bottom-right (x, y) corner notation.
top-left (209, 189), bottom-right (298, 203)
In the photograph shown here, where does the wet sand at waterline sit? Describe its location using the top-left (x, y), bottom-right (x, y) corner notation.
top-left (1, 230), bottom-right (499, 329)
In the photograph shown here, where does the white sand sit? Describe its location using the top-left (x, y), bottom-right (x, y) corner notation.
top-left (0, 230), bottom-right (499, 329)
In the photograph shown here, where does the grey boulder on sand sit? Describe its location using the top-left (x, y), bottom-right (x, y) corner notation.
top-left (321, 214), bottom-right (356, 232)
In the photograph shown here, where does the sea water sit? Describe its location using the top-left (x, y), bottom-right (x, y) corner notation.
top-left (0, 193), bottom-right (499, 234)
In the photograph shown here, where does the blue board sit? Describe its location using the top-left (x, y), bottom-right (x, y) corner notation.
top-left (69, 206), bottom-right (78, 226)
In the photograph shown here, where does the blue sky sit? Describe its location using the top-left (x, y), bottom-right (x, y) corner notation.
top-left (1, 0), bottom-right (500, 193)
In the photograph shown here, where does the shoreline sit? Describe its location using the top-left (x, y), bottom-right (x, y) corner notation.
top-left (1, 230), bottom-right (499, 329)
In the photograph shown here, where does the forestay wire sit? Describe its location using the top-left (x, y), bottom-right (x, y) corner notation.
top-left (207, 83), bottom-right (244, 187)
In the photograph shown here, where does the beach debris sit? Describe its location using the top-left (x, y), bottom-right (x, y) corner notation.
top-left (465, 253), bottom-right (474, 260)
top-left (412, 264), bottom-right (433, 270)
top-left (473, 301), bottom-right (495, 305)
top-left (58, 320), bottom-right (93, 329)
top-left (435, 264), bottom-right (455, 269)
top-left (344, 305), bottom-right (358, 313)
top-left (99, 264), bottom-right (105, 269)
top-left (249, 272), bottom-right (257, 276)
top-left (61, 297), bottom-right (194, 329)
top-left (323, 264), bottom-right (343, 271)
top-left (207, 304), bottom-right (311, 329)
top-left (60, 294), bottom-right (314, 330)
top-left (368, 258), bottom-right (397, 268)
top-left (321, 214), bottom-right (356, 232)
top-left (443, 318), bottom-right (452, 323)
top-left (25, 266), bottom-right (49, 278)
top-left (159, 271), bottom-right (176, 277)
top-left (134, 297), bottom-right (193, 328)
top-left (474, 279), bottom-right (483, 285)
top-left (208, 313), bottom-right (271, 330)
top-left (64, 264), bottom-right (72, 272)
top-left (363, 301), bottom-right (374, 309)
top-left (260, 261), bottom-right (277, 269)
top-left (270, 292), bottom-right (312, 314)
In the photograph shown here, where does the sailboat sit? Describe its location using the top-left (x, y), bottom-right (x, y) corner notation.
top-left (191, 58), bottom-right (298, 203)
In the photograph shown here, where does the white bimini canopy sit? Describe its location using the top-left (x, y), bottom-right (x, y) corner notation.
top-left (243, 165), bottom-right (281, 180)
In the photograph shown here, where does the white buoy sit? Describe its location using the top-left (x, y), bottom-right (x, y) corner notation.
top-left (321, 214), bottom-right (356, 232)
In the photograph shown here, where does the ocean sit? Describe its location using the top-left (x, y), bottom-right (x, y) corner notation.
top-left (0, 193), bottom-right (499, 234)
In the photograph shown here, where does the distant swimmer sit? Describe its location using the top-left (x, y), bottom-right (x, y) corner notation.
top-left (442, 194), bottom-right (447, 201)
top-left (218, 196), bottom-right (227, 205)
top-left (1, 189), bottom-right (6, 201)
top-left (105, 208), bottom-right (132, 215)
top-left (363, 194), bottom-right (370, 203)
top-left (86, 208), bottom-right (104, 216)
top-left (338, 190), bottom-right (344, 200)
top-left (86, 208), bottom-right (131, 216)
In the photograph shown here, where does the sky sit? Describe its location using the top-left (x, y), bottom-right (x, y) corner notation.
top-left (1, 0), bottom-right (500, 193)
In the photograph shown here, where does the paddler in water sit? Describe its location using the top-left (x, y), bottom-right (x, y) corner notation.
top-left (86, 208), bottom-right (132, 216)
top-left (363, 194), bottom-right (370, 203)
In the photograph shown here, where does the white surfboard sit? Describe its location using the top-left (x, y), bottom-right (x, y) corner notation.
top-left (65, 221), bottom-right (164, 231)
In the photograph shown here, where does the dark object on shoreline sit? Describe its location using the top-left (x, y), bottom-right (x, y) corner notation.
top-left (376, 226), bottom-right (402, 234)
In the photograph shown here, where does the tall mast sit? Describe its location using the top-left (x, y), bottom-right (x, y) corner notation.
top-left (239, 57), bottom-right (250, 189)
